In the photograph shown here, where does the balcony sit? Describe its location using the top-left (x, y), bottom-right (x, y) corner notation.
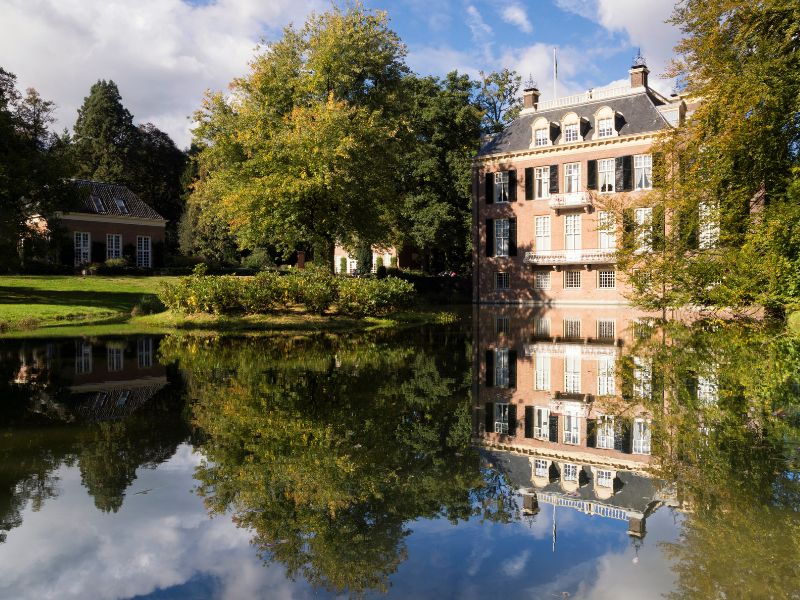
top-left (548, 191), bottom-right (593, 211)
top-left (523, 248), bottom-right (615, 266)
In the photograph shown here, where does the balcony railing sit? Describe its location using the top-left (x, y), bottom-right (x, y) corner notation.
top-left (523, 248), bottom-right (616, 266)
top-left (548, 191), bottom-right (592, 210)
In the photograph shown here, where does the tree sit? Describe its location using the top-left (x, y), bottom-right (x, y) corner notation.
top-left (476, 69), bottom-right (522, 134)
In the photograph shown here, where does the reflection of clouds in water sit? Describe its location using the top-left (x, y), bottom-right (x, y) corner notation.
top-left (0, 444), bottom-right (320, 600)
top-left (502, 549), bottom-right (530, 577)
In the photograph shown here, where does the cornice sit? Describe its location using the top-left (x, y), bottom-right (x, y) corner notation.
top-left (54, 212), bottom-right (168, 227)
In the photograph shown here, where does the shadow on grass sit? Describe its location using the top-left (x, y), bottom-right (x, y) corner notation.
top-left (0, 286), bottom-right (153, 312)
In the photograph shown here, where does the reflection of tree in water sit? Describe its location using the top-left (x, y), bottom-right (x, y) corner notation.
top-left (163, 330), bottom-right (505, 596)
top-left (623, 319), bottom-right (800, 599)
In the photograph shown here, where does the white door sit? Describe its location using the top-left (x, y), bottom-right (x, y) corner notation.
top-left (564, 214), bottom-right (581, 260)
top-left (136, 236), bottom-right (152, 268)
top-left (535, 216), bottom-right (551, 251)
top-left (74, 232), bottom-right (90, 266)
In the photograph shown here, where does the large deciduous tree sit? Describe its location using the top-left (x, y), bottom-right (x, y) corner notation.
top-left (476, 69), bottom-right (522, 134)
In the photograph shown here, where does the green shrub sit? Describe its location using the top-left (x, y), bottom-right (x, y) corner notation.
top-left (241, 248), bottom-right (275, 271)
top-left (18, 316), bottom-right (40, 330)
top-left (0, 320), bottom-right (9, 333)
top-left (131, 295), bottom-right (165, 316)
top-left (389, 255), bottom-right (398, 268)
top-left (158, 266), bottom-right (245, 315)
top-left (241, 271), bottom-right (286, 313)
top-left (375, 256), bottom-right (384, 269)
top-left (339, 256), bottom-right (347, 274)
top-left (286, 266), bottom-right (338, 314)
top-left (336, 276), bottom-right (415, 316)
top-left (375, 265), bottom-right (387, 279)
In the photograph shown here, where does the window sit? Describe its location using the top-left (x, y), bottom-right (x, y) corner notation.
top-left (136, 236), bottom-right (152, 268)
top-left (597, 320), bottom-right (615, 340)
top-left (75, 342), bottom-right (92, 375)
top-left (534, 459), bottom-right (549, 477)
top-left (564, 352), bottom-right (581, 394)
top-left (596, 469), bottom-right (614, 488)
top-left (633, 357), bottom-right (653, 400)
top-left (563, 318), bottom-right (581, 338)
top-left (535, 216), bottom-right (551, 250)
top-left (633, 419), bottom-right (651, 455)
top-left (115, 196), bottom-right (130, 214)
top-left (699, 201), bottom-right (719, 249)
top-left (494, 402), bottom-right (510, 434)
top-left (495, 348), bottom-right (510, 388)
top-left (106, 234), bottom-right (122, 260)
top-left (107, 347), bottom-right (123, 372)
top-left (634, 154), bottom-right (652, 190)
top-left (598, 270), bottom-right (616, 289)
top-left (697, 375), bottom-right (719, 405)
top-left (564, 463), bottom-right (579, 480)
top-left (495, 316), bottom-right (510, 335)
top-left (598, 158), bottom-right (615, 193)
top-left (534, 166), bottom-right (550, 199)
top-left (535, 128), bottom-right (549, 147)
top-left (564, 214), bottom-right (581, 250)
top-left (635, 207), bottom-right (653, 252)
top-left (495, 219), bottom-right (510, 257)
top-left (597, 357), bottom-right (615, 396)
top-left (564, 162), bottom-right (580, 193)
top-left (598, 211), bottom-right (616, 249)
top-left (564, 415), bottom-right (580, 445)
top-left (137, 338), bottom-right (153, 369)
top-left (494, 171), bottom-right (510, 203)
top-left (535, 271), bottom-right (551, 290)
top-left (534, 317), bottom-right (551, 337)
top-left (564, 124), bottom-right (579, 143)
top-left (74, 232), bottom-right (90, 266)
top-left (535, 355), bottom-right (550, 391)
top-left (91, 195), bottom-right (106, 213)
top-left (564, 270), bottom-right (581, 289)
top-left (597, 117), bottom-right (614, 138)
top-left (116, 390), bottom-right (130, 407)
top-left (533, 406), bottom-right (550, 439)
top-left (597, 415), bottom-right (615, 449)
top-left (494, 272), bottom-right (509, 290)
top-left (347, 257), bottom-right (358, 274)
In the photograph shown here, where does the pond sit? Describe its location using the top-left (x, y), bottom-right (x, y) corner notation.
top-left (1, 306), bottom-right (798, 599)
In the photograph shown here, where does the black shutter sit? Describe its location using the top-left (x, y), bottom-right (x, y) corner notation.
top-left (587, 418), bottom-right (597, 448)
top-left (485, 350), bottom-right (494, 387)
top-left (548, 414), bottom-right (559, 442)
top-left (620, 358), bottom-right (634, 400)
top-left (615, 157), bottom-right (625, 192)
top-left (524, 406), bottom-right (534, 438)
top-left (508, 349), bottom-right (517, 389)
top-left (549, 165), bottom-right (559, 194)
top-left (524, 167), bottom-right (534, 200)
top-left (622, 209), bottom-right (635, 251)
top-left (615, 418), bottom-right (632, 453)
top-left (652, 151), bottom-right (665, 189)
top-left (485, 173), bottom-right (494, 204)
top-left (685, 373), bottom-right (698, 402)
top-left (508, 219), bottom-right (517, 256)
top-left (508, 170), bottom-right (517, 202)
top-left (486, 219), bottom-right (494, 257)
top-left (485, 402), bottom-right (494, 433)
top-left (652, 204), bottom-right (666, 250)
top-left (679, 207), bottom-right (698, 250)
top-left (622, 155), bottom-right (633, 191)
top-left (587, 160), bottom-right (597, 190)
top-left (508, 404), bottom-right (517, 437)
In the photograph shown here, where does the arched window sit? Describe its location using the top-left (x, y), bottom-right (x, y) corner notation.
top-left (531, 117), bottom-right (550, 147)
top-left (560, 112), bottom-right (581, 144)
top-left (594, 106), bottom-right (617, 139)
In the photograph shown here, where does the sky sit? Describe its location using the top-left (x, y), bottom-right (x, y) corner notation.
top-left (0, 0), bottom-right (681, 148)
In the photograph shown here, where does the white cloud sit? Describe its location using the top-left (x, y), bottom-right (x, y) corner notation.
top-left (501, 549), bottom-right (530, 576)
top-left (500, 4), bottom-right (533, 34)
top-left (465, 5), bottom-right (494, 63)
top-left (498, 43), bottom-right (584, 101)
top-left (406, 45), bottom-right (481, 79)
top-left (0, 0), bottom-right (325, 148)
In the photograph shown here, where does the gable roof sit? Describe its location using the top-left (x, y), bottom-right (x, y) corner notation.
top-left (477, 91), bottom-right (674, 158)
top-left (70, 179), bottom-right (165, 221)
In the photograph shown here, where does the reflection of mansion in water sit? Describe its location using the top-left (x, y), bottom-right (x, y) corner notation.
top-left (11, 337), bottom-right (165, 422)
top-left (473, 305), bottom-right (682, 541)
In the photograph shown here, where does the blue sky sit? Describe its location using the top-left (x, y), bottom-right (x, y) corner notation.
top-left (0, 0), bottom-right (679, 147)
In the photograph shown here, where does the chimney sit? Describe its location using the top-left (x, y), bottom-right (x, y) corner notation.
top-left (630, 51), bottom-right (649, 89)
top-left (522, 75), bottom-right (540, 110)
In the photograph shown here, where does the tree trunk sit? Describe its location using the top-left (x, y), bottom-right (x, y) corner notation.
top-left (313, 237), bottom-right (336, 273)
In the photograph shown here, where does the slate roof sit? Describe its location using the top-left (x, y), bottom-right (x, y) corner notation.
top-left (478, 91), bottom-right (674, 157)
top-left (70, 179), bottom-right (165, 221)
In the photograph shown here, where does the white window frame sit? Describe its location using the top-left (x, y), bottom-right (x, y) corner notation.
top-left (564, 414), bottom-right (580, 445)
top-left (633, 418), bottom-right (652, 455)
top-left (494, 402), bottom-right (510, 434)
top-left (635, 207), bottom-right (653, 253)
top-left (534, 355), bottom-right (550, 391)
top-left (564, 463), bottom-right (579, 481)
top-left (136, 235), bottom-right (152, 268)
top-left (563, 318), bottom-right (581, 338)
top-left (699, 201), bottom-right (720, 249)
top-left (534, 166), bottom-right (550, 199)
top-left (596, 469), bottom-right (614, 488)
top-left (598, 270), bottom-right (616, 289)
top-left (74, 232), bottom-right (90, 266)
top-left (107, 346), bottom-right (124, 372)
top-left (534, 271), bottom-right (551, 290)
top-left (564, 214), bottom-right (581, 250)
top-left (534, 317), bottom-right (551, 337)
top-left (597, 117), bottom-right (614, 138)
top-left (597, 415), bottom-right (615, 449)
top-left (494, 271), bottom-right (510, 290)
top-left (494, 171), bottom-right (510, 203)
top-left (534, 458), bottom-right (549, 478)
top-left (564, 270), bottom-right (581, 289)
top-left (697, 375), bottom-right (719, 405)
top-left (564, 162), bottom-right (581, 193)
top-left (598, 211), bottom-right (616, 249)
top-left (75, 342), bottom-right (92, 375)
top-left (535, 216), bottom-right (551, 250)
top-left (597, 319), bottom-right (615, 339)
top-left (598, 158), bottom-right (615, 193)
top-left (106, 234), bottom-right (122, 260)
top-left (533, 406), bottom-right (550, 439)
top-left (633, 357), bottom-right (653, 400)
top-left (564, 124), bottom-right (579, 143)
top-left (495, 348), bottom-right (510, 388)
top-left (634, 154), bottom-right (653, 190)
top-left (535, 128), bottom-right (549, 147)
top-left (495, 219), bottom-right (510, 257)
top-left (597, 357), bottom-right (615, 396)
top-left (564, 352), bottom-right (582, 394)
top-left (137, 338), bottom-right (153, 369)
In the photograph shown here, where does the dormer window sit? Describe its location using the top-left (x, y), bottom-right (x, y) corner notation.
top-left (564, 123), bottom-right (579, 143)
top-left (114, 197), bottom-right (129, 214)
top-left (91, 196), bottom-right (106, 213)
top-left (534, 128), bottom-right (549, 147)
top-left (598, 117), bottom-right (614, 138)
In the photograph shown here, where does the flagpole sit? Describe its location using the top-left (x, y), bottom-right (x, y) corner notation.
top-left (553, 47), bottom-right (557, 99)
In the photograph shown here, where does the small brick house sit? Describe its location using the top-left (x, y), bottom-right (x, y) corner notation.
top-left (47, 179), bottom-right (167, 269)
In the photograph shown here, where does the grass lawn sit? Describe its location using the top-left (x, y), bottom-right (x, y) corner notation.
top-left (0, 275), bottom-right (178, 328)
top-left (790, 311), bottom-right (800, 334)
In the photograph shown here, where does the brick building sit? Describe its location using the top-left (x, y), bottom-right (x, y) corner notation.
top-left (472, 61), bottom-right (688, 304)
